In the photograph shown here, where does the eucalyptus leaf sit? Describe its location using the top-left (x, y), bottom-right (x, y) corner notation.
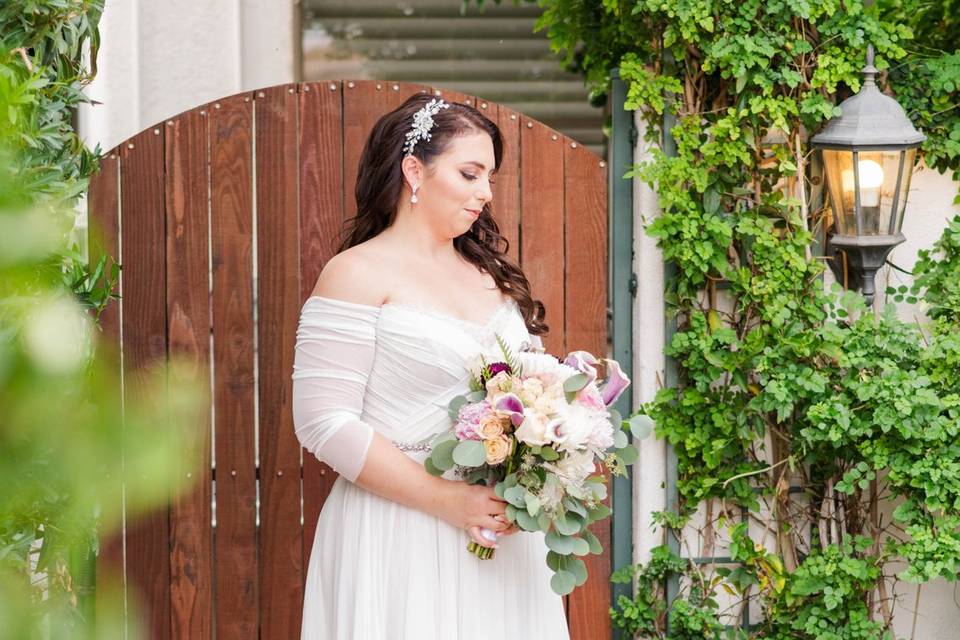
top-left (571, 537), bottom-right (591, 556)
top-left (447, 394), bottom-right (468, 421)
top-left (563, 373), bottom-right (590, 393)
top-left (515, 508), bottom-right (539, 532)
top-left (554, 512), bottom-right (583, 536)
top-left (545, 530), bottom-right (575, 555)
top-left (613, 429), bottom-right (628, 449)
top-left (550, 570), bottom-right (577, 596)
top-left (618, 444), bottom-right (639, 465)
top-left (503, 485), bottom-right (527, 508)
top-left (452, 440), bottom-right (487, 467)
top-left (431, 439), bottom-right (458, 471)
top-left (581, 529), bottom-right (603, 554)
top-left (423, 457), bottom-right (444, 477)
top-left (628, 414), bottom-right (655, 439)
top-left (568, 557), bottom-right (588, 586)
top-left (525, 493), bottom-right (541, 516)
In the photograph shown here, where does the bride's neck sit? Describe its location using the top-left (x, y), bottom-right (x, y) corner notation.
top-left (382, 208), bottom-right (457, 261)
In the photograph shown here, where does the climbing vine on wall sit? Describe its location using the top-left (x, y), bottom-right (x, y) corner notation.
top-left (470, 0), bottom-right (959, 636)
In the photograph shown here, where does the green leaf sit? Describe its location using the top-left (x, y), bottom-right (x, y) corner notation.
top-left (546, 550), bottom-right (562, 572)
top-left (563, 373), bottom-right (590, 394)
top-left (571, 536), bottom-right (591, 556)
top-left (545, 530), bottom-right (575, 555)
top-left (613, 429), bottom-right (628, 449)
top-left (539, 446), bottom-right (560, 461)
top-left (628, 414), bottom-right (654, 439)
top-left (555, 512), bottom-right (583, 536)
top-left (618, 444), bottom-right (639, 465)
top-left (452, 440), bottom-right (487, 467)
top-left (447, 395), bottom-right (468, 421)
top-left (551, 569), bottom-right (577, 596)
top-left (525, 492), bottom-right (541, 516)
top-left (423, 457), bottom-right (444, 477)
top-left (568, 557), bottom-right (589, 586)
top-left (504, 485), bottom-right (527, 508)
top-left (431, 439), bottom-right (458, 471)
top-left (515, 508), bottom-right (539, 532)
top-left (581, 528), bottom-right (603, 554)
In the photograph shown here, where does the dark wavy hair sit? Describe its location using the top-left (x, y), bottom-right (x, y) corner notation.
top-left (337, 92), bottom-right (548, 337)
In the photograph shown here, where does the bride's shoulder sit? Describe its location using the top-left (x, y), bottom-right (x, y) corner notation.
top-left (310, 244), bottom-right (390, 307)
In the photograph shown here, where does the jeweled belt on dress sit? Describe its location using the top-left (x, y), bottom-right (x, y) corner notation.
top-left (392, 440), bottom-right (432, 453)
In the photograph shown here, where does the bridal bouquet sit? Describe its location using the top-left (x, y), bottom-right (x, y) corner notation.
top-left (424, 336), bottom-right (651, 596)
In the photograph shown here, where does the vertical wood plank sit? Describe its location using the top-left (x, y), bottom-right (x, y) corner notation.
top-left (493, 103), bottom-right (521, 264)
top-left (342, 80), bottom-right (388, 221)
top-left (210, 93), bottom-right (258, 639)
top-left (520, 119), bottom-right (566, 356)
top-left (120, 126), bottom-right (171, 640)
top-left (563, 142), bottom-right (611, 640)
top-left (166, 105), bottom-right (214, 640)
top-left (256, 83), bottom-right (304, 638)
top-left (299, 81), bottom-right (345, 573)
top-left (88, 149), bottom-right (125, 636)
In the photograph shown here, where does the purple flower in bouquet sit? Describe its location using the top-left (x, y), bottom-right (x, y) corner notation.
top-left (487, 361), bottom-right (512, 377)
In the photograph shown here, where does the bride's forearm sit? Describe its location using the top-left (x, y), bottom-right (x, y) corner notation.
top-left (352, 430), bottom-right (454, 518)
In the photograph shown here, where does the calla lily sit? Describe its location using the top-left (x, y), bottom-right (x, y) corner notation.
top-left (496, 393), bottom-right (525, 426)
top-left (564, 351), bottom-right (599, 384)
top-left (600, 358), bottom-right (630, 407)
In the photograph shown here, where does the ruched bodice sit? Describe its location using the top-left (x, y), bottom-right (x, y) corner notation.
top-left (292, 295), bottom-right (535, 480)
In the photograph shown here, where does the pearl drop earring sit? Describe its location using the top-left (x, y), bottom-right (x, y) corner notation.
top-left (410, 185), bottom-right (419, 204)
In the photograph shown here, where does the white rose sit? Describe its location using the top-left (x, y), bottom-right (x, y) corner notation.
top-left (514, 409), bottom-right (550, 446)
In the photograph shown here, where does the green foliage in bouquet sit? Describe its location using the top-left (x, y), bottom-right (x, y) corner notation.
top-left (467, 0), bottom-right (960, 635)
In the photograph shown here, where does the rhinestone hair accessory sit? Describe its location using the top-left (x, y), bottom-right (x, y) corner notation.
top-left (402, 98), bottom-right (450, 157)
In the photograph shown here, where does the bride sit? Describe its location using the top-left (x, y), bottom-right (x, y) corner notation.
top-left (292, 94), bottom-right (570, 639)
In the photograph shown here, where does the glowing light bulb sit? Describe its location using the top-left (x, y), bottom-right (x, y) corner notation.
top-left (840, 159), bottom-right (884, 207)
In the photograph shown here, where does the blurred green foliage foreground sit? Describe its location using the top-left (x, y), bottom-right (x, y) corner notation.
top-left (1, 3), bottom-right (206, 638)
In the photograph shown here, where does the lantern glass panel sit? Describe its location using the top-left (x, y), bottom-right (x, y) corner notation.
top-left (890, 148), bottom-right (916, 235)
top-left (823, 149), bottom-right (912, 237)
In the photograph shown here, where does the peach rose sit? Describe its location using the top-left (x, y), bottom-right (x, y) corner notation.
top-left (484, 435), bottom-right (513, 465)
top-left (477, 415), bottom-right (505, 440)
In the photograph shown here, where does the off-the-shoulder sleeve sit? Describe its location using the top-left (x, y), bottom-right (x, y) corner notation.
top-left (291, 296), bottom-right (381, 483)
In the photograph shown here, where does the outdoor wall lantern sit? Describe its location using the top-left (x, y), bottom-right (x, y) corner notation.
top-left (811, 45), bottom-right (926, 304)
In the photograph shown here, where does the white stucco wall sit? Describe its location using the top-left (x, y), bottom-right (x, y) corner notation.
top-left (631, 119), bottom-right (960, 635)
top-left (78, 0), bottom-right (297, 156)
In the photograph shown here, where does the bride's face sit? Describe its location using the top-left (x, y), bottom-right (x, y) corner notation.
top-left (411, 131), bottom-right (496, 237)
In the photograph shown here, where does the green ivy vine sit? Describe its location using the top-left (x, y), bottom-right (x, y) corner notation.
top-left (469, 0), bottom-right (958, 636)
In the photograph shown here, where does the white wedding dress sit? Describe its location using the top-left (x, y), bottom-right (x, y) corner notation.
top-left (292, 294), bottom-right (570, 640)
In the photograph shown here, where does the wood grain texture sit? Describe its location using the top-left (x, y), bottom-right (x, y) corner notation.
top-left (520, 119), bottom-right (566, 356)
top-left (209, 93), bottom-right (258, 640)
top-left (120, 126), bottom-right (171, 639)
top-left (299, 81), bottom-right (345, 571)
top-left (493, 102), bottom-right (521, 264)
top-left (255, 83), bottom-right (304, 639)
top-left (165, 104), bottom-right (214, 640)
top-left (87, 150), bottom-right (125, 636)
top-left (562, 141), bottom-right (611, 640)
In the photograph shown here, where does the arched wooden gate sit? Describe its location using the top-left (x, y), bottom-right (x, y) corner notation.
top-left (88, 81), bottom-right (609, 639)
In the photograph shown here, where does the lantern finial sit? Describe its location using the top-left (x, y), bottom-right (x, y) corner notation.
top-left (863, 44), bottom-right (877, 88)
